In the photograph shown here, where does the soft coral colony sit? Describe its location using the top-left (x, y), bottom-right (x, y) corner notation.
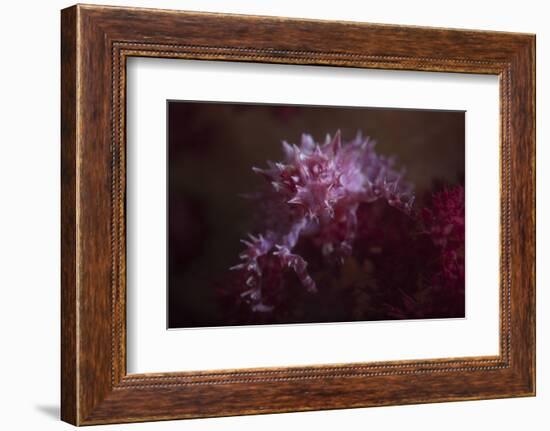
top-left (230, 131), bottom-right (416, 312)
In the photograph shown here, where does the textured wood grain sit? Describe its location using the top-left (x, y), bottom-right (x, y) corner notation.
top-left (60, 5), bottom-right (78, 425)
top-left (61, 4), bottom-right (535, 425)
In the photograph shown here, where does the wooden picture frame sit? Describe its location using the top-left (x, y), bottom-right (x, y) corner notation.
top-left (61, 4), bottom-right (535, 425)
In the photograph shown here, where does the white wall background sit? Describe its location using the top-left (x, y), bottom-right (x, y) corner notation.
top-left (0, 0), bottom-right (546, 429)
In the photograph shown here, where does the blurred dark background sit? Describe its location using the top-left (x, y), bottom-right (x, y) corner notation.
top-left (167, 101), bottom-right (464, 329)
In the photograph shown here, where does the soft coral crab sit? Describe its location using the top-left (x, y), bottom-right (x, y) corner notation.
top-left (231, 131), bottom-right (415, 312)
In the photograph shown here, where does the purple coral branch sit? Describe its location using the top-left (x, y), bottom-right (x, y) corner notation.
top-left (231, 130), bottom-right (415, 312)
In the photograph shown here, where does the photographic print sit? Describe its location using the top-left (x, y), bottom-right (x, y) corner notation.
top-left (61, 6), bottom-right (536, 423)
top-left (168, 101), bottom-right (465, 329)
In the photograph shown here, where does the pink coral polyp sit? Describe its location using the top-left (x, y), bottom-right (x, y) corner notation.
top-left (231, 131), bottom-right (415, 312)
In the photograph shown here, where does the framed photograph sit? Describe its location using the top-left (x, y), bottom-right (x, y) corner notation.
top-left (61, 4), bottom-right (535, 425)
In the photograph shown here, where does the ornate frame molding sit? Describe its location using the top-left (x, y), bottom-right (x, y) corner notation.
top-left (61, 5), bottom-right (535, 425)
